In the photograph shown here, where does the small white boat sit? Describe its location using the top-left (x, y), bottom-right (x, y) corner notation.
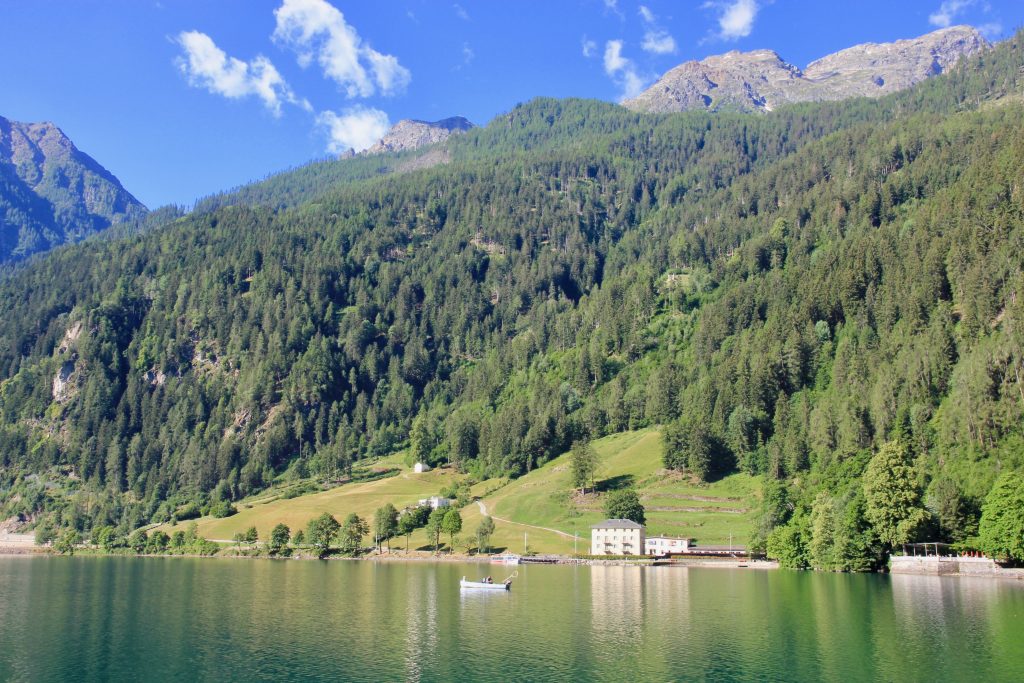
top-left (490, 553), bottom-right (520, 565)
top-left (461, 571), bottom-right (516, 590)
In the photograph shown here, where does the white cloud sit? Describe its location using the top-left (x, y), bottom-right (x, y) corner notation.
top-left (642, 31), bottom-right (677, 54)
top-left (929, 0), bottom-right (977, 28)
top-left (453, 3), bottom-right (470, 21)
top-left (604, 39), bottom-right (628, 73)
top-left (604, 40), bottom-right (647, 100)
top-left (638, 5), bottom-right (677, 55)
top-left (317, 106), bottom-right (390, 153)
top-left (582, 37), bottom-right (597, 58)
top-left (462, 43), bottom-right (475, 65)
top-left (273, 0), bottom-right (410, 98)
top-left (175, 31), bottom-right (309, 116)
top-left (706, 0), bottom-right (759, 41)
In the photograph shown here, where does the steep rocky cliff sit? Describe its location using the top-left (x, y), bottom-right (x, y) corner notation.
top-left (364, 116), bottom-right (475, 155)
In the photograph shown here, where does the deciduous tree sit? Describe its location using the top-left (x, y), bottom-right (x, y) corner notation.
top-left (978, 471), bottom-right (1024, 563)
top-left (603, 488), bottom-right (646, 525)
top-left (862, 441), bottom-right (930, 550)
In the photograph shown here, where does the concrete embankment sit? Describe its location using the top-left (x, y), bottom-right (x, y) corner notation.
top-left (890, 555), bottom-right (1024, 579)
top-left (0, 532), bottom-right (41, 555)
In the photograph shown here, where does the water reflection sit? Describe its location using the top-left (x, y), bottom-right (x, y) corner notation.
top-left (403, 563), bottom-right (439, 682)
top-left (3, 559), bottom-right (1024, 682)
top-left (887, 573), bottom-right (1024, 681)
top-left (590, 565), bottom-right (645, 641)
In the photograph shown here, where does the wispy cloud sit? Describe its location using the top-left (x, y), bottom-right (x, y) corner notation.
top-left (317, 106), bottom-right (390, 153)
top-left (976, 22), bottom-right (1003, 39)
top-left (928, 0), bottom-right (977, 28)
top-left (175, 31), bottom-right (309, 116)
top-left (638, 5), bottom-right (677, 55)
top-left (604, 40), bottom-right (647, 101)
top-left (582, 36), bottom-right (597, 58)
top-left (453, 3), bottom-right (470, 21)
top-left (604, 0), bottom-right (624, 19)
top-left (273, 0), bottom-right (410, 97)
top-left (462, 43), bottom-right (475, 66)
top-left (705, 0), bottom-right (760, 41)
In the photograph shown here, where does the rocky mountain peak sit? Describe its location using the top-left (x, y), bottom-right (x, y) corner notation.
top-left (624, 25), bottom-right (989, 114)
top-left (364, 116), bottom-right (475, 155)
top-left (0, 114), bottom-right (146, 262)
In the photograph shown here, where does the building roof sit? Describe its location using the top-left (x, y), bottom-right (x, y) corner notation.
top-left (591, 519), bottom-right (644, 530)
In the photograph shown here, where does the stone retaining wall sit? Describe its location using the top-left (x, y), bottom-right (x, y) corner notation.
top-left (889, 555), bottom-right (1024, 578)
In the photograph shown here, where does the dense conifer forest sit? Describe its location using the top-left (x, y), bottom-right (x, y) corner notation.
top-left (1, 33), bottom-right (1022, 568)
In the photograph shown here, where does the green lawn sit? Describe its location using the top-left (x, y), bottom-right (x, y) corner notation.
top-left (160, 429), bottom-right (761, 556)
top-left (460, 429), bottom-right (761, 555)
top-left (157, 453), bottom-right (463, 551)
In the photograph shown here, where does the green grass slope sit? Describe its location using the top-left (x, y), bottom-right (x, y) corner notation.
top-left (159, 430), bottom-right (759, 556)
top-left (462, 429), bottom-right (760, 555)
top-left (159, 453), bottom-right (461, 550)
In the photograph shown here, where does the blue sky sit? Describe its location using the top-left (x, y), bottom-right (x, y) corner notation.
top-left (1, 0), bottom-right (1021, 209)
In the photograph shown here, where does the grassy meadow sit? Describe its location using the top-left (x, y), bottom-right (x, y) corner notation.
top-left (160, 429), bottom-right (760, 556)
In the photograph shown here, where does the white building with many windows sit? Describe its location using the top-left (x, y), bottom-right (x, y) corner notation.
top-left (645, 536), bottom-right (691, 556)
top-left (590, 519), bottom-right (645, 556)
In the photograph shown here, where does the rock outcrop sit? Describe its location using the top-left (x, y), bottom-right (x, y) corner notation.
top-left (624, 26), bottom-right (988, 114)
top-left (365, 117), bottom-right (475, 155)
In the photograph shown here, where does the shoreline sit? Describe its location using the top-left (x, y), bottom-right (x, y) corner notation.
top-left (6, 548), bottom-right (1023, 579)
top-left (0, 545), bottom-right (773, 569)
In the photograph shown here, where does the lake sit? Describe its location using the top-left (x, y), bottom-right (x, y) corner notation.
top-left (1, 557), bottom-right (1022, 681)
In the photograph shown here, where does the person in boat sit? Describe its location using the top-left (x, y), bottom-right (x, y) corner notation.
top-left (486, 576), bottom-right (492, 583)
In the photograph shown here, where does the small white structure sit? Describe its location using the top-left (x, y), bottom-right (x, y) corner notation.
top-left (645, 536), bottom-right (691, 556)
top-left (591, 519), bottom-right (645, 556)
top-left (418, 496), bottom-right (451, 509)
top-left (413, 462), bottom-right (432, 473)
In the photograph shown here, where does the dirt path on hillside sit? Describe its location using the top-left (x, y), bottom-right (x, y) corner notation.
top-left (475, 500), bottom-right (577, 540)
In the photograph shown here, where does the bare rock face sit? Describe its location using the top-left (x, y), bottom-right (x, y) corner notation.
top-left (625, 26), bottom-right (988, 114)
top-left (0, 115), bottom-right (147, 262)
top-left (365, 117), bottom-right (475, 155)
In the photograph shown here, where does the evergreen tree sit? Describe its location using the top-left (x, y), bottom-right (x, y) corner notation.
top-left (570, 439), bottom-right (597, 493)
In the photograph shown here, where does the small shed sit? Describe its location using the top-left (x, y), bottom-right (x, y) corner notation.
top-left (413, 462), bottom-right (432, 473)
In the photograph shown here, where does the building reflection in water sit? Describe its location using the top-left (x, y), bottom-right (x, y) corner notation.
top-left (589, 565), bottom-right (690, 676)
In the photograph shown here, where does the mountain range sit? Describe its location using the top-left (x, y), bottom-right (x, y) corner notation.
top-left (0, 116), bottom-right (146, 262)
top-left (0, 27), bottom-right (986, 265)
top-left (625, 26), bottom-right (988, 113)
top-left (1, 27), bottom-right (1023, 568)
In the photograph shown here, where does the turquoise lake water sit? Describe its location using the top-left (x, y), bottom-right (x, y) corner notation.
top-left (1, 557), bottom-right (1023, 681)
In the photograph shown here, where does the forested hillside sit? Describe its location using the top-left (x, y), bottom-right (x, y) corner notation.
top-left (0, 33), bottom-right (1022, 565)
